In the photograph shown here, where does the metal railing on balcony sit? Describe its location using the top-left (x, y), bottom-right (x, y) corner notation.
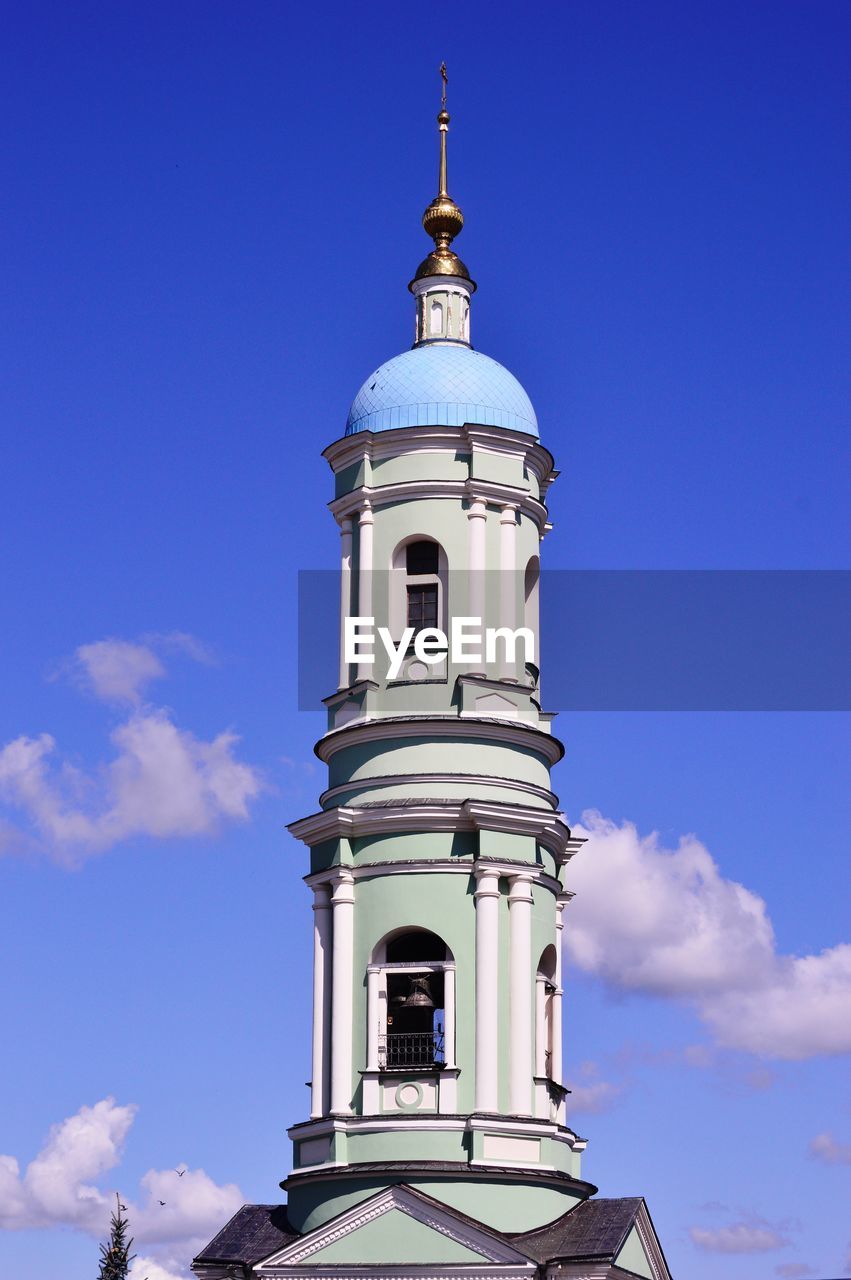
top-left (378, 1029), bottom-right (445, 1071)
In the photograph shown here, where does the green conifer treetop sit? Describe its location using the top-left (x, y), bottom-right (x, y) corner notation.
top-left (96, 1193), bottom-right (140, 1280)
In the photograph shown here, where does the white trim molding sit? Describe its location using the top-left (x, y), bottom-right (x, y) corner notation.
top-left (318, 770), bottom-right (558, 809)
top-left (289, 799), bottom-right (573, 865)
top-left (323, 422), bottom-right (556, 496)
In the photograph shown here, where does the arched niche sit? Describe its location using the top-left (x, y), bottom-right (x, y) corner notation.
top-left (389, 535), bottom-right (449, 644)
top-left (368, 927), bottom-right (455, 1072)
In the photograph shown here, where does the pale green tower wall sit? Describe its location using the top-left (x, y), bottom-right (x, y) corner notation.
top-left (286, 421), bottom-right (588, 1238)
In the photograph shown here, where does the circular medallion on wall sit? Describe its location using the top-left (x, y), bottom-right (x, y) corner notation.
top-left (394, 1081), bottom-right (423, 1110)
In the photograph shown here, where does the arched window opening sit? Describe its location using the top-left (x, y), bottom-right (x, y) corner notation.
top-left (429, 299), bottom-right (444, 336)
top-left (389, 537), bottom-right (449, 658)
top-left (537, 944), bottom-right (557, 1081)
top-left (524, 555), bottom-right (541, 686)
top-left (369, 929), bottom-right (455, 1073)
top-left (405, 539), bottom-right (439, 637)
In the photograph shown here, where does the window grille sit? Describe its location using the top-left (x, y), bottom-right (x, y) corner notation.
top-left (407, 583), bottom-right (439, 633)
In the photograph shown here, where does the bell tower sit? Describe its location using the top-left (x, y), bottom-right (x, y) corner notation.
top-left (283, 79), bottom-right (592, 1239)
top-left (193, 69), bottom-right (674, 1280)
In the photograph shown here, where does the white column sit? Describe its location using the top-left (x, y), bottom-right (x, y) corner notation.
top-left (329, 870), bottom-right (355, 1115)
top-left (553, 893), bottom-right (568, 1122)
top-left (508, 873), bottom-right (534, 1116)
top-left (310, 883), bottom-right (332, 1119)
top-left (443, 962), bottom-right (456, 1069)
top-left (357, 502), bottom-right (374, 683)
top-left (338, 516), bottom-right (353, 690)
top-left (499, 504), bottom-right (518, 681)
top-left (366, 964), bottom-right (380, 1072)
top-left (474, 866), bottom-right (500, 1111)
top-left (467, 497), bottom-right (487, 676)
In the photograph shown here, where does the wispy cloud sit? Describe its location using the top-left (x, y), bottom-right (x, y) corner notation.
top-left (689, 1218), bottom-right (790, 1253)
top-left (1, 636), bottom-right (263, 864)
top-left (775, 1264), bottom-right (816, 1278)
top-left (0, 1097), bottom-right (242, 1266)
top-left (808, 1132), bottom-right (851, 1166)
top-left (566, 812), bottom-right (851, 1060)
top-left (566, 1060), bottom-right (622, 1115)
top-left (567, 1079), bottom-right (621, 1115)
top-left (63, 633), bottom-right (216, 707)
top-left (72, 639), bottom-right (167, 705)
top-left (130, 1258), bottom-right (187, 1280)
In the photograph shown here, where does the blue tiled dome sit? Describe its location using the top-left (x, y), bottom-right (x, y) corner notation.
top-left (345, 344), bottom-right (538, 438)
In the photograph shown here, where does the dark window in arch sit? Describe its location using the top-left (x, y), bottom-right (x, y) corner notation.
top-left (386, 929), bottom-right (447, 963)
top-left (405, 541), bottom-right (440, 636)
top-left (406, 540), bottom-right (439, 576)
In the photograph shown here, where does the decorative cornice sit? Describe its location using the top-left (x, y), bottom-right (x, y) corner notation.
top-left (288, 798), bottom-right (573, 863)
top-left (322, 422), bottom-right (555, 491)
top-left (257, 1270), bottom-right (534, 1279)
top-left (282, 1161), bottom-right (597, 1201)
top-left (303, 859), bottom-right (564, 899)
top-left (632, 1200), bottom-right (673, 1280)
top-left (328, 478), bottom-right (549, 532)
top-left (313, 715), bottom-right (565, 767)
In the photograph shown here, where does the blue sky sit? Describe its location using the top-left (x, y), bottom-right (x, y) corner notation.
top-left (0, 3), bottom-right (848, 1278)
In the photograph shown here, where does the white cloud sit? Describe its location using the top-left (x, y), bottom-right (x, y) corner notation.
top-left (566, 812), bottom-right (851, 1060)
top-left (2, 634), bottom-right (262, 862)
top-left (0, 1098), bottom-right (136, 1232)
top-left (130, 1258), bottom-right (188, 1280)
top-left (0, 1098), bottom-right (242, 1259)
top-left (67, 634), bottom-right (215, 706)
top-left (131, 1166), bottom-right (243, 1248)
top-left (775, 1264), bottom-right (816, 1278)
top-left (0, 711), bottom-right (262, 863)
top-left (567, 812), bottom-right (775, 997)
top-left (74, 639), bottom-right (167, 705)
top-left (702, 945), bottom-right (851, 1058)
top-left (148, 632), bottom-right (216, 667)
top-left (808, 1131), bottom-right (851, 1166)
top-left (689, 1221), bottom-right (789, 1253)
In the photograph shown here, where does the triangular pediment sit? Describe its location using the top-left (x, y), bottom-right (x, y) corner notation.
top-left (475, 692), bottom-right (519, 717)
top-left (614, 1203), bottom-right (672, 1280)
top-left (257, 1185), bottom-right (534, 1272)
top-left (615, 1223), bottom-right (654, 1278)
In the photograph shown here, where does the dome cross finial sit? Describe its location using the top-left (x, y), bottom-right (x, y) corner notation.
top-left (438, 62), bottom-right (449, 197)
top-left (409, 62), bottom-right (476, 296)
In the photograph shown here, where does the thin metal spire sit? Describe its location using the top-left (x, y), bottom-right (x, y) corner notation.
top-left (438, 62), bottom-right (449, 197)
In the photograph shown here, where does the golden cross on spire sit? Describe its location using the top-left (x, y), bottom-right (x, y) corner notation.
top-left (440, 61), bottom-right (447, 109)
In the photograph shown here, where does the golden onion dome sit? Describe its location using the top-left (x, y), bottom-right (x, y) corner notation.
top-left (409, 80), bottom-right (476, 291)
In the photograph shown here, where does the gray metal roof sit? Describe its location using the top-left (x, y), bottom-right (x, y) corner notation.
top-left (194, 1194), bottom-right (665, 1274)
top-left (513, 1196), bottom-right (644, 1263)
top-left (193, 1204), bottom-right (296, 1266)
